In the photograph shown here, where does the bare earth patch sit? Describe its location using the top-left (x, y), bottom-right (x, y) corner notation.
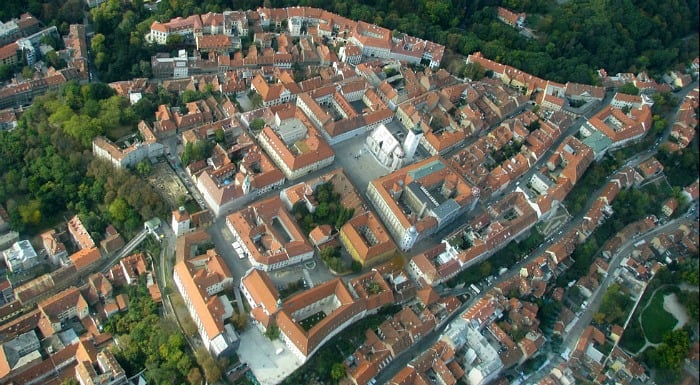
top-left (663, 293), bottom-right (690, 330)
top-left (145, 162), bottom-right (189, 209)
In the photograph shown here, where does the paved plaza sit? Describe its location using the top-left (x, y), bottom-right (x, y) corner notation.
top-left (238, 326), bottom-right (302, 385)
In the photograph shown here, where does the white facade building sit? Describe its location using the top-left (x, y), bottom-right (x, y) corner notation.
top-left (366, 123), bottom-right (404, 171)
top-left (3, 240), bottom-right (37, 273)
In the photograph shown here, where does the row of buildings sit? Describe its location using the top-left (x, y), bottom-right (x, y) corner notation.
top-left (380, 172), bottom-right (699, 385)
top-left (147, 7), bottom-right (444, 69)
top-left (0, 250), bottom-right (162, 384)
top-left (0, 20), bottom-right (88, 113)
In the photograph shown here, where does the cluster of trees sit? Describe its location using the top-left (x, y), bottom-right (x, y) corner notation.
top-left (641, 328), bottom-right (692, 384)
top-left (678, 291), bottom-right (699, 323)
top-left (0, 82), bottom-right (166, 236)
top-left (657, 146), bottom-right (700, 188)
top-left (103, 281), bottom-right (201, 385)
top-left (564, 156), bottom-right (621, 215)
top-left (249, 118), bottom-right (266, 132)
top-left (44, 81), bottom-right (138, 146)
top-left (0, 0), bottom-right (83, 35)
top-left (319, 246), bottom-right (360, 274)
top-left (537, 298), bottom-right (562, 336)
top-left (593, 283), bottom-right (633, 326)
top-left (490, 139), bottom-right (523, 164)
top-left (89, 0), bottom-right (158, 82)
top-left (279, 278), bottom-right (305, 299)
top-left (181, 140), bottom-right (214, 166)
top-left (292, 182), bottom-right (355, 234)
top-left (193, 347), bottom-right (228, 384)
top-left (447, 229), bottom-right (543, 288)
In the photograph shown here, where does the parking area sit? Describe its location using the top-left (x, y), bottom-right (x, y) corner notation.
top-left (268, 255), bottom-right (336, 291)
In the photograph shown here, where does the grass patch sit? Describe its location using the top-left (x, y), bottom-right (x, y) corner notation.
top-left (105, 124), bottom-right (136, 142)
top-left (620, 317), bottom-right (646, 354)
top-left (299, 311), bottom-right (326, 331)
top-left (183, 199), bottom-right (201, 214)
top-left (641, 288), bottom-right (679, 344)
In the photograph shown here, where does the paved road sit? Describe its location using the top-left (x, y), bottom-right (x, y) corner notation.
top-left (371, 85), bottom-right (695, 381)
top-left (526, 217), bottom-right (693, 384)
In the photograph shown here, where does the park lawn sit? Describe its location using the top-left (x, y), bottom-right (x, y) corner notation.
top-left (620, 320), bottom-right (646, 354)
top-left (641, 289), bottom-right (679, 344)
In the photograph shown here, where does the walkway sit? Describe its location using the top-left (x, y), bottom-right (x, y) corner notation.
top-left (100, 228), bottom-right (149, 273)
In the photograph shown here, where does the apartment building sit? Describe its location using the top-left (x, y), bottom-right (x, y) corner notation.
top-left (339, 212), bottom-right (397, 267)
top-left (36, 287), bottom-right (89, 337)
top-left (92, 121), bottom-right (164, 169)
top-left (173, 249), bottom-right (237, 356)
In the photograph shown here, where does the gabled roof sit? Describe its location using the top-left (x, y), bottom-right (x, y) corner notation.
top-left (69, 247), bottom-right (101, 272)
top-left (241, 268), bottom-right (279, 314)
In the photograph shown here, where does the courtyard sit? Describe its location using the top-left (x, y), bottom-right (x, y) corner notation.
top-left (299, 311), bottom-right (327, 331)
top-left (237, 325), bottom-right (302, 385)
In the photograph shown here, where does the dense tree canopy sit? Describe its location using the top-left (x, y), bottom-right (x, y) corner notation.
top-left (2, 0), bottom-right (694, 83)
top-left (104, 281), bottom-right (197, 384)
top-left (0, 82), bottom-right (166, 236)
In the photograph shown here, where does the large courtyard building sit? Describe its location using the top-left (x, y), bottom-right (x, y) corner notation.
top-left (241, 268), bottom-right (393, 363)
top-left (367, 156), bottom-right (479, 250)
top-left (255, 104), bottom-right (335, 180)
top-left (226, 196), bottom-right (314, 271)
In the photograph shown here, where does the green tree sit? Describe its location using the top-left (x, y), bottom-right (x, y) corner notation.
top-left (618, 83), bottom-right (640, 96)
top-left (18, 199), bottom-right (42, 227)
top-left (0, 64), bottom-right (15, 81)
top-left (109, 197), bottom-right (129, 222)
top-left (480, 261), bottom-right (493, 277)
top-left (249, 91), bottom-right (263, 108)
top-left (265, 324), bottom-right (280, 340)
top-left (678, 291), bottom-right (699, 322)
top-left (195, 347), bottom-right (223, 383)
top-left (91, 33), bottom-right (106, 54)
top-left (230, 312), bottom-right (248, 331)
top-left (136, 160), bottom-right (153, 176)
top-left (21, 66), bottom-right (34, 79)
top-left (181, 89), bottom-right (203, 104)
top-left (214, 128), bottom-right (225, 143)
top-left (462, 63), bottom-right (486, 81)
top-left (331, 363), bottom-right (346, 381)
top-left (249, 118), bottom-right (266, 131)
top-left (643, 329), bottom-right (690, 383)
top-left (187, 367), bottom-right (203, 385)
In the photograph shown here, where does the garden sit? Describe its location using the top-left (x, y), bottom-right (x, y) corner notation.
top-left (299, 311), bottom-right (327, 331)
